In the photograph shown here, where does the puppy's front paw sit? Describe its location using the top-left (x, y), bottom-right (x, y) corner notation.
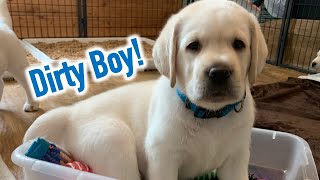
top-left (23, 102), bottom-right (39, 112)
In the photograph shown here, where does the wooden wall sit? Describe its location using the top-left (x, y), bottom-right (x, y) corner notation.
top-left (7, 0), bottom-right (182, 39)
top-left (87, 0), bottom-right (181, 38)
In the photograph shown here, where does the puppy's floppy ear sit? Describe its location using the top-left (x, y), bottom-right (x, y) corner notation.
top-left (153, 15), bottom-right (180, 88)
top-left (248, 14), bottom-right (268, 85)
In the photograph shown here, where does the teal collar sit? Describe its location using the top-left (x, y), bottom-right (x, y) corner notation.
top-left (176, 89), bottom-right (246, 119)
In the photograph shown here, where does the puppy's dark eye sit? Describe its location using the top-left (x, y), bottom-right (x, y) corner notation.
top-left (233, 39), bottom-right (245, 50)
top-left (187, 41), bottom-right (201, 51)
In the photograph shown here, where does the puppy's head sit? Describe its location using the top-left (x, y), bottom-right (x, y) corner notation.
top-left (311, 50), bottom-right (320, 72)
top-left (153, 0), bottom-right (268, 109)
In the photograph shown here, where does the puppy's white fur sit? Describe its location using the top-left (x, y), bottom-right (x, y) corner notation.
top-left (1, 0), bottom-right (13, 80)
top-left (0, 0), bottom-right (12, 29)
top-left (0, 0), bottom-right (39, 111)
top-left (311, 50), bottom-right (320, 72)
top-left (24, 0), bottom-right (268, 179)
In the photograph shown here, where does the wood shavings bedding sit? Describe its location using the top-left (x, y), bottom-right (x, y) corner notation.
top-left (31, 40), bottom-right (153, 61)
top-left (26, 53), bottom-right (39, 64)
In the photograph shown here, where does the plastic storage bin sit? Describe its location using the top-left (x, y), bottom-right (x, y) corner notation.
top-left (249, 128), bottom-right (318, 180)
top-left (12, 128), bottom-right (319, 180)
top-left (11, 141), bottom-right (115, 180)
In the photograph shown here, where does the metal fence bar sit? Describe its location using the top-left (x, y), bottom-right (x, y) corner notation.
top-left (77, 0), bottom-right (83, 37)
top-left (275, 0), bottom-right (294, 66)
top-left (83, 0), bottom-right (88, 37)
top-left (77, 0), bottom-right (87, 37)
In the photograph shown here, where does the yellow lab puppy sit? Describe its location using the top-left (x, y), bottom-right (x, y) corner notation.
top-left (24, 0), bottom-right (268, 179)
top-left (311, 50), bottom-right (320, 72)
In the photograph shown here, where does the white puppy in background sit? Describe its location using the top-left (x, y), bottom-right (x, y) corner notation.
top-left (24, 0), bottom-right (267, 180)
top-left (0, 0), bottom-right (13, 80)
top-left (0, 0), bottom-right (39, 111)
top-left (0, 0), bottom-right (12, 28)
top-left (311, 50), bottom-right (320, 72)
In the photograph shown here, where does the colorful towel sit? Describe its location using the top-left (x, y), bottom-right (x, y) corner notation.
top-left (25, 138), bottom-right (91, 173)
top-left (25, 138), bottom-right (73, 166)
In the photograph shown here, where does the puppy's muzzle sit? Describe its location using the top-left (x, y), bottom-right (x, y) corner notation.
top-left (202, 65), bottom-right (236, 101)
top-left (207, 65), bottom-right (232, 84)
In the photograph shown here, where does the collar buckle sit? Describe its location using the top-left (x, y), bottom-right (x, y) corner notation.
top-left (234, 101), bottom-right (244, 113)
top-left (185, 98), bottom-right (192, 109)
top-left (234, 91), bottom-right (246, 113)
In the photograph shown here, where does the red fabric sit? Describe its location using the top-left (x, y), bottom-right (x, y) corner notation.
top-left (65, 161), bottom-right (92, 172)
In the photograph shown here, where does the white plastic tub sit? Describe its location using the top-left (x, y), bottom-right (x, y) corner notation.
top-left (249, 128), bottom-right (318, 180)
top-left (11, 140), bottom-right (115, 180)
top-left (21, 37), bottom-right (156, 71)
top-left (12, 128), bottom-right (319, 180)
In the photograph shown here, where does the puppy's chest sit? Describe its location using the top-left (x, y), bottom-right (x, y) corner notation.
top-left (178, 121), bottom-right (243, 179)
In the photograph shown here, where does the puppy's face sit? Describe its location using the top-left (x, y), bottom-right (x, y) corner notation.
top-left (176, 3), bottom-right (253, 107)
top-left (153, 0), bottom-right (268, 109)
top-left (311, 50), bottom-right (320, 72)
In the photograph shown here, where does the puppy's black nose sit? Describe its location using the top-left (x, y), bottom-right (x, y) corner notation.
top-left (208, 66), bottom-right (231, 83)
top-left (312, 62), bottom-right (317, 68)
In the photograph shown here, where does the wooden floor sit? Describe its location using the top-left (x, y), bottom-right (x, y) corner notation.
top-left (0, 64), bottom-right (305, 180)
